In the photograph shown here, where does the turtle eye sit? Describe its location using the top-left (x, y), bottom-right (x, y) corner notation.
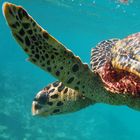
top-left (39, 93), bottom-right (48, 105)
top-left (34, 93), bottom-right (48, 105)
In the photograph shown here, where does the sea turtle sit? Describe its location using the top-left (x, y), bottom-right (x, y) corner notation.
top-left (3, 2), bottom-right (140, 117)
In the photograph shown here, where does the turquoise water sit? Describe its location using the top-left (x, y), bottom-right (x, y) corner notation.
top-left (1, 0), bottom-right (140, 139)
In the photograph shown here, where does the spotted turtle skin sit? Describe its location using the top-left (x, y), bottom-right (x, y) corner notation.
top-left (3, 2), bottom-right (140, 117)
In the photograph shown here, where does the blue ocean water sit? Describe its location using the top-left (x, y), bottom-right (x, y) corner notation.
top-left (1, 0), bottom-right (140, 139)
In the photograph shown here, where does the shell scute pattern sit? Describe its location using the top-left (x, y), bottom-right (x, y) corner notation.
top-left (111, 33), bottom-right (140, 77)
top-left (91, 39), bottom-right (119, 73)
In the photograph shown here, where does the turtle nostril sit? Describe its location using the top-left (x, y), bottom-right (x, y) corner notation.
top-left (34, 103), bottom-right (42, 110)
top-left (33, 97), bottom-right (38, 101)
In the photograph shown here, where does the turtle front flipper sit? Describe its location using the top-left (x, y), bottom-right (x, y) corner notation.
top-left (3, 2), bottom-right (95, 99)
top-left (32, 81), bottom-right (95, 117)
top-left (4, 3), bottom-right (140, 112)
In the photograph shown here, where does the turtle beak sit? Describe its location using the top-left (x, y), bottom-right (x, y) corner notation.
top-left (32, 101), bottom-right (38, 116)
top-left (32, 100), bottom-right (41, 116)
top-left (31, 91), bottom-right (49, 116)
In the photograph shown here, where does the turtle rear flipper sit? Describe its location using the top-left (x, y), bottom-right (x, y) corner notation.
top-left (3, 2), bottom-right (95, 99)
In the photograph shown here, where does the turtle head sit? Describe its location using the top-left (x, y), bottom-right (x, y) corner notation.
top-left (32, 85), bottom-right (64, 117)
top-left (32, 81), bottom-right (94, 117)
